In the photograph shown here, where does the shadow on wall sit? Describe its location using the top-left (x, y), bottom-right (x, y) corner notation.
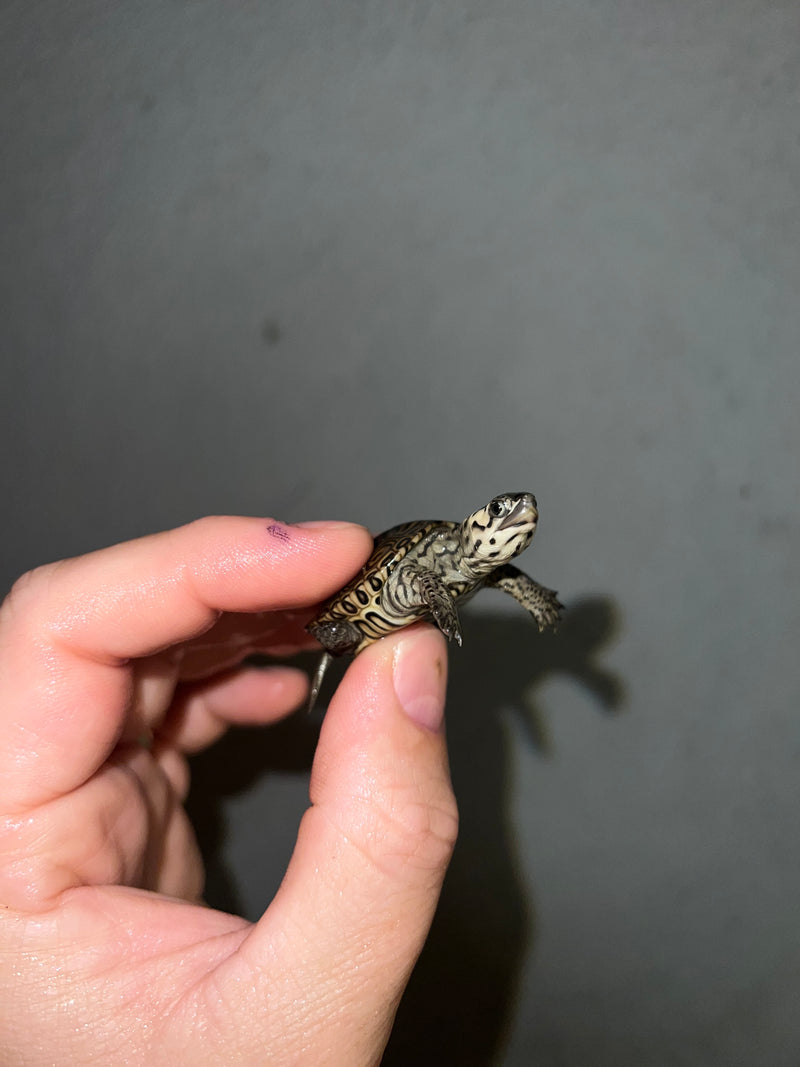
top-left (384, 597), bottom-right (623, 1065)
top-left (187, 596), bottom-right (623, 1065)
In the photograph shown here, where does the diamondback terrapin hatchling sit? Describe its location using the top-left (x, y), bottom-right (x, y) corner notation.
top-left (306, 492), bottom-right (562, 710)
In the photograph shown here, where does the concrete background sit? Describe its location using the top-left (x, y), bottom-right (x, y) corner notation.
top-left (2, 1), bottom-right (799, 1063)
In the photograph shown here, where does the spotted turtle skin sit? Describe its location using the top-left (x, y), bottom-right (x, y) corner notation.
top-left (306, 492), bottom-right (562, 708)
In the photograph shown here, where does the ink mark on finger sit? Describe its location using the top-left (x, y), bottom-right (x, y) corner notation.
top-left (267, 523), bottom-right (291, 542)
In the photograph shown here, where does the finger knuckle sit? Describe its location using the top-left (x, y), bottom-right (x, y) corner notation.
top-left (374, 786), bottom-right (459, 876)
top-left (0, 562), bottom-right (65, 635)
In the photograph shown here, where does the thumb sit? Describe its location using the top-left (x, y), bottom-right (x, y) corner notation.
top-left (232, 625), bottom-right (457, 1064)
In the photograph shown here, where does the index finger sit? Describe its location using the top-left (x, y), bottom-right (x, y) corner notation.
top-left (0, 517), bottom-right (372, 810)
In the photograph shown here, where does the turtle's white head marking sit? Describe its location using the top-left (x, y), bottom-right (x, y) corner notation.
top-left (459, 492), bottom-right (539, 577)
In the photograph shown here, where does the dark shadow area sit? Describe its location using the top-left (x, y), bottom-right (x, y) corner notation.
top-left (185, 702), bottom-right (322, 916)
top-left (383, 596), bottom-right (623, 1066)
top-left (466, 594), bottom-right (625, 755)
top-left (187, 596), bottom-right (622, 1064)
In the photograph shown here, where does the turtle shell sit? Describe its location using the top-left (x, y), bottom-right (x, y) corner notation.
top-left (309, 518), bottom-right (457, 650)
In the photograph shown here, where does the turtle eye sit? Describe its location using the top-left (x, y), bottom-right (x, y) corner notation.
top-left (488, 499), bottom-right (507, 519)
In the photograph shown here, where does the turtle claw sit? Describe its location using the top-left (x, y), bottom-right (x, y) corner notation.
top-left (535, 591), bottom-right (563, 631)
top-left (429, 599), bottom-right (462, 647)
top-left (439, 621), bottom-right (463, 646)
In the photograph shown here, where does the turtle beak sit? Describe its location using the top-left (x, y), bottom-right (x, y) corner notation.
top-left (498, 493), bottom-right (538, 530)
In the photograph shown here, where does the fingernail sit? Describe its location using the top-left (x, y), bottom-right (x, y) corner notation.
top-left (291, 520), bottom-right (362, 530)
top-left (393, 628), bottom-right (448, 732)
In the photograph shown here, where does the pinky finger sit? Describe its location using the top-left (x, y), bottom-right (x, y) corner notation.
top-left (163, 665), bottom-right (309, 754)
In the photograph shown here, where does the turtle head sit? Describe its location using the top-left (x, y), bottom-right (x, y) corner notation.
top-left (458, 492), bottom-right (539, 577)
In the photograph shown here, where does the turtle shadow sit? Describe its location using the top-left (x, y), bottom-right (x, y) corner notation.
top-left (187, 595), bottom-right (623, 1063)
top-left (454, 592), bottom-right (625, 755)
top-left (382, 594), bottom-right (623, 1066)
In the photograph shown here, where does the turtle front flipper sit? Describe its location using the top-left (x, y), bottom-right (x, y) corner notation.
top-left (402, 565), bottom-right (463, 646)
top-left (486, 564), bottom-right (563, 631)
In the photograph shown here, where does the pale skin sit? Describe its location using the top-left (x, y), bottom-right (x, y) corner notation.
top-left (0, 517), bottom-right (457, 1066)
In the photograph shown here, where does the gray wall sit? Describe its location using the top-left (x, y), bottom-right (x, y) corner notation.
top-left (2, 2), bottom-right (799, 1063)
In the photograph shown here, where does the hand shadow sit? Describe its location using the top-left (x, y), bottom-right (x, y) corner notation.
top-left (186, 708), bottom-right (321, 917)
top-left (187, 596), bottom-right (622, 1064)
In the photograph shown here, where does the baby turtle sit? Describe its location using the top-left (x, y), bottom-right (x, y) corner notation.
top-left (306, 491), bottom-right (562, 709)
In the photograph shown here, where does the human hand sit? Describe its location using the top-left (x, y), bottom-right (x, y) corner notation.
top-left (0, 517), bottom-right (457, 1065)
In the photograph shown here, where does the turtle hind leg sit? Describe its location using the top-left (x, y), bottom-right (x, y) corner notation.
top-left (486, 564), bottom-right (563, 631)
top-left (305, 619), bottom-right (362, 712)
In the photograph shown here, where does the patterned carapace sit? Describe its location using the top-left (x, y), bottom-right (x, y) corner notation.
top-left (306, 492), bottom-right (562, 710)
